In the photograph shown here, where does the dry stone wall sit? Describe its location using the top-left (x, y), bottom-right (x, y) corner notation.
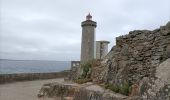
top-left (96, 22), bottom-right (170, 85)
top-left (91, 22), bottom-right (170, 99)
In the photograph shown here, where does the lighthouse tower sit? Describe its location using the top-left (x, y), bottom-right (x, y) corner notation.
top-left (81, 13), bottom-right (97, 64)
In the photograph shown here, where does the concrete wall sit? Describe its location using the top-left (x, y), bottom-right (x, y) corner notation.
top-left (0, 70), bottom-right (69, 84)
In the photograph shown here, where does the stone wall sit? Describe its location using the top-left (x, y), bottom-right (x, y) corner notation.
top-left (0, 70), bottom-right (69, 84)
top-left (94, 22), bottom-right (170, 84)
top-left (68, 61), bottom-right (80, 80)
top-left (90, 21), bottom-right (170, 99)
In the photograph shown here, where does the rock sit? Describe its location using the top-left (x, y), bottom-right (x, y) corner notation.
top-left (89, 21), bottom-right (170, 99)
top-left (166, 21), bottom-right (170, 28)
top-left (129, 84), bottom-right (140, 96)
top-left (156, 58), bottom-right (170, 85)
top-left (139, 58), bottom-right (170, 100)
top-left (165, 45), bottom-right (170, 59)
top-left (38, 82), bottom-right (128, 100)
top-left (125, 96), bottom-right (142, 100)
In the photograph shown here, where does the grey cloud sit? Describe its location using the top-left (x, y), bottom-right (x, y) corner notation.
top-left (0, 0), bottom-right (169, 60)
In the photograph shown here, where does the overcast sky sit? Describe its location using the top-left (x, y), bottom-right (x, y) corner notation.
top-left (0, 0), bottom-right (170, 61)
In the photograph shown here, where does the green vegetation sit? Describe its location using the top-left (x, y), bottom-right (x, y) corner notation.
top-left (104, 81), bottom-right (130, 96)
top-left (104, 83), bottom-right (119, 93)
top-left (119, 81), bottom-right (130, 96)
top-left (74, 61), bottom-right (93, 84)
top-left (81, 61), bottom-right (92, 79)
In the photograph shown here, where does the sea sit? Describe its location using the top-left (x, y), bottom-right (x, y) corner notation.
top-left (0, 59), bottom-right (71, 74)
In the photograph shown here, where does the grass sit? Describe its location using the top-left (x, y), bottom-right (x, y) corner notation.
top-left (104, 81), bottom-right (130, 96)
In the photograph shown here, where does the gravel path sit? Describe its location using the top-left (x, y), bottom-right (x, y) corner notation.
top-left (0, 78), bottom-right (64, 100)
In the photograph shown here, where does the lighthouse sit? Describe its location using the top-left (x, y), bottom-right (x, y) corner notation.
top-left (80, 13), bottom-right (97, 64)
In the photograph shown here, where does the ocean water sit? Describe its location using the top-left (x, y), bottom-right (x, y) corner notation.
top-left (0, 60), bottom-right (71, 74)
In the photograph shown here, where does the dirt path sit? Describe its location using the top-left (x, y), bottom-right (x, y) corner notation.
top-left (0, 78), bottom-right (64, 100)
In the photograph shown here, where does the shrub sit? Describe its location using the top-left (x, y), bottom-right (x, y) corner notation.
top-left (81, 61), bottom-right (92, 79)
top-left (104, 81), bottom-right (130, 96)
top-left (104, 83), bottom-right (119, 93)
top-left (74, 61), bottom-right (93, 84)
top-left (119, 81), bottom-right (130, 96)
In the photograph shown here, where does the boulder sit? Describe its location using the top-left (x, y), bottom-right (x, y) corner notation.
top-left (139, 58), bottom-right (170, 100)
top-left (38, 82), bottom-right (129, 100)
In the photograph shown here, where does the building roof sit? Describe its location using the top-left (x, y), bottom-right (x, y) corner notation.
top-left (86, 13), bottom-right (92, 20)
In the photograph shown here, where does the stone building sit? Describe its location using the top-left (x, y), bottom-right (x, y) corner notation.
top-left (68, 61), bottom-right (80, 80)
top-left (96, 41), bottom-right (110, 59)
top-left (81, 13), bottom-right (97, 64)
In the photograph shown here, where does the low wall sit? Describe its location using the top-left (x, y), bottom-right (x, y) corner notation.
top-left (0, 70), bottom-right (70, 84)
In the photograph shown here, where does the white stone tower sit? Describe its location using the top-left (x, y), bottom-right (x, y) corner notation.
top-left (96, 41), bottom-right (110, 59)
top-left (81, 13), bottom-right (97, 64)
